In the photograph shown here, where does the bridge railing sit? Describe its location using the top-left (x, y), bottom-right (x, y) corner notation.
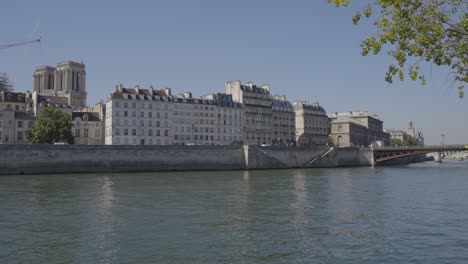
top-left (374, 145), bottom-right (468, 151)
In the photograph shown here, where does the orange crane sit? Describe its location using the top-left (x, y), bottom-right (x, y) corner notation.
top-left (0, 38), bottom-right (41, 50)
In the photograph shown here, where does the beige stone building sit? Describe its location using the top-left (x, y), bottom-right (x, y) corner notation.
top-left (0, 91), bottom-right (33, 112)
top-left (329, 111), bottom-right (389, 146)
top-left (204, 93), bottom-right (243, 145)
top-left (72, 112), bottom-right (102, 145)
top-left (172, 93), bottom-right (243, 145)
top-left (330, 117), bottom-right (368, 147)
top-left (0, 92), bottom-right (35, 144)
top-left (0, 106), bottom-right (35, 145)
top-left (172, 92), bottom-right (217, 145)
top-left (33, 61), bottom-right (87, 108)
top-left (386, 121), bottom-right (424, 146)
top-left (105, 85), bottom-right (243, 146)
top-left (271, 95), bottom-right (295, 146)
top-left (226, 81), bottom-right (272, 145)
top-left (387, 129), bottom-right (407, 143)
top-left (293, 101), bottom-right (329, 146)
top-left (105, 85), bottom-right (173, 145)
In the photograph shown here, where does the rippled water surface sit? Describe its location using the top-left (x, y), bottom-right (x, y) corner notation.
top-left (1, 162), bottom-right (468, 263)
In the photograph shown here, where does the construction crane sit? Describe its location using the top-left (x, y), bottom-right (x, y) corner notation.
top-left (0, 38), bottom-right (41, 50)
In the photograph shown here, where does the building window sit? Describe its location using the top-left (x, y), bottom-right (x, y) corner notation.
top-left (124, 129), bottom-right (128, 136)
top-left (132, 103), bottom-right (136, 108)
top-left (17, 121), bottom-right (23, 128)
top-left (149, 112), bottom-right (152, 118)
top-left (124, 102), bottom-right (128, 108)
top-left (149, 129), bottom-right (153, 136)
top-left (124, 111), bottom-right (128, 117)
top-left (17, 131), bottom-right (23, 141)
top-left (83, 114), bottom-right (88, 121)
top-left (75, 129), bottom-right (81, 137)
top-left (84, 128), bottom-right (88, 137)
top-left (157, 130), bottom-right (160, 136)
top-left (132, 129), bottom-right (137, 136)
top-left (164, 130), bottom-right (169, 137)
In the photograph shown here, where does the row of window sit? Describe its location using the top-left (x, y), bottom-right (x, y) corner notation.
top-left (0, 131), bottom-right (24, 142)
top-left (0, 120), bottom-right (34, 129)
top-left (114, 110), bottom-right (170, 119)
top-left (115, 101), bottom-right (170, 110)
top-left (174, 126), bottom-right (241, 134)
top-left (113, 119), bottom-right (169, 128)
top-left (74, 128), bottom-right (100, 138)
top-left (112, 128), bottom-right (170, 137)
top-left (113, 137), bottom-right (171, 145)
top-left (174, 134), bottom-right (240, 141)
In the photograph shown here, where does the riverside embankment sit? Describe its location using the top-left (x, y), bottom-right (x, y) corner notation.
top-left (0, 145), bottom-right (379, 175)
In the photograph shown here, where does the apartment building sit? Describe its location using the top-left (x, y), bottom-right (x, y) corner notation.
top-left (329, 111), bottom-right (389, 146)
top-left (226, 81), bottom-right (272, 145)
top-left (271, 95), bottom-right (295, 146)
top-left (105, 85), bottom-right (173, 145)
top-left (104, 85), bottom-right (243, 145)
top-left (293, 101), bottom-right (330, 146)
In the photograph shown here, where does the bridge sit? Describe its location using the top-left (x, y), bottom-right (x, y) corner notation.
top-left (373, 145), bottom-right (468, 164)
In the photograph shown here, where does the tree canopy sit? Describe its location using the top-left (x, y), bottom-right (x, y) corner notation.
top-left (26, 107), bottom-right (74, 144)
top-left (0, 73), bottom-right (13, 92)
top-left (390, 138), bottom-right (404, 146)
top-left (328, 0), bottom-right (468, 98)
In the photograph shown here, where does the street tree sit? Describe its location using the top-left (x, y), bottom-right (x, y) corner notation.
top-left (327, 0), bottom-right (468, 98)
top-left (406, 135), bottom-right (418, 146)
top-left (390, 138), bottom-right (404, 146)
top-left (26, 107), bottom-right (74, 144)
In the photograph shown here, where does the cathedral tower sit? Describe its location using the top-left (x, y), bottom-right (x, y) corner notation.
top-left (32, 61), bottom-right (87, 108)
top-left (55, 61), bottom-right (87, 107)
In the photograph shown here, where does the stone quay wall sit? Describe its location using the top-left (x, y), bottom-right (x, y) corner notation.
top-left (0, 145), bottom-right (377, 175)
top-left (307, 147), bottom-right (374, 167)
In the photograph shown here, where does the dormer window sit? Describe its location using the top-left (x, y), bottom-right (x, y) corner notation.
top-left (83, 114), bottom-right (89, 121)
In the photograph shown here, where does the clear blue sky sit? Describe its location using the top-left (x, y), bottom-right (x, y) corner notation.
top-left (2, 0), bottom-right (467, 144)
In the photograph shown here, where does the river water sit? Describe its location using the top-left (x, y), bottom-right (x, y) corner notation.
top-left (1, 162), bottom-right (468, 263)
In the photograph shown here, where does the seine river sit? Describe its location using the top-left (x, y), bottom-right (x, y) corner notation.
top-left (1, 162), bottom-right (468, 263)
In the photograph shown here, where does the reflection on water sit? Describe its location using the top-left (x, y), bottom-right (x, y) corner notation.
top-left (1, 162), bottom-right (468, 263)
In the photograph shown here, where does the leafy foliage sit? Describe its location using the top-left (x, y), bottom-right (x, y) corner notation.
top-left (406, 135), bottom-right (418, 146)
top-left (0, 73), bottom-right (13, 92)
top-left (328, 0), bottom-right (468, 98)
top-left (26, 107), bottom-right (74, 144)
top-left (390, 136), bottom-right (418, 146)
top-left (390, 138), bottom-right (404, 146)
